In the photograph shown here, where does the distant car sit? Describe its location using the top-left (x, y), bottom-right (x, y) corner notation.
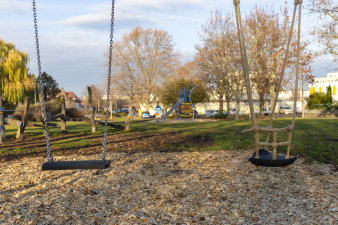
top-left (206, 109), bottom-right (227, 117)
top-left (206, 110), bottom-right (217, 117)
top-left (120, 108), bottom-right (129, 113)
top-left (255, 109), bottom-right (269, 116)
top-left (229, 108), bottom-right (242, 115)
top-left (279, 105), bottom-right (293, 114)
top-left (264, 108), bottom-right (269, 116)
top-left (141, 111), bottom-right (151, 119)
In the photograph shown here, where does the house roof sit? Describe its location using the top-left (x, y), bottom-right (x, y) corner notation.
top-left (65, 92), bottom-right (79, 101)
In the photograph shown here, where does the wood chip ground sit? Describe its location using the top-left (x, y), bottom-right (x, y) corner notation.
top-left (0, 150), bottom-right (337, 224)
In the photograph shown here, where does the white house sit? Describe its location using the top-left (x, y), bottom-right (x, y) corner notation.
top-left (309, 72), bottom-right (338, 101)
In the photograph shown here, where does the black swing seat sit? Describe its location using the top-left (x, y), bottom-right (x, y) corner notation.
top-left (248, 149), bottom-right (297, 167)
top-left (42, 160), bottom-right (111, 170)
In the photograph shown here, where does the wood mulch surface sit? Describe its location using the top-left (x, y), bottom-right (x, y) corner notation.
top-left (0, 132), bottom-right (337, 224)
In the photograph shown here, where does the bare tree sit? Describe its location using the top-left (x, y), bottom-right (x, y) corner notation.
top-left (109, 26), bottom-right (179, 111)
top-left (245, 5), bottom-right (294, 116)
top-left (195, 11), bottom-right (239, 114)
top-left (308, 0), bottom-right (337, 63)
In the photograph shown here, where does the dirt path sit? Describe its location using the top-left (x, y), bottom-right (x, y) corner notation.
top-left (0, 150), bottom-right (337, 224)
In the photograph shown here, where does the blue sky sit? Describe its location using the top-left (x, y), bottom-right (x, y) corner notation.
top-left (0, 0), bottom-right (334, 96)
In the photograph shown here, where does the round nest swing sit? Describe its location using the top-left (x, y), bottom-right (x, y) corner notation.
top-left (233, 0), bottom-right (303, 167)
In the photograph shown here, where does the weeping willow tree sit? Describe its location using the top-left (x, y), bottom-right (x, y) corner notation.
top-left (0, 38), bottom-right (33, 141)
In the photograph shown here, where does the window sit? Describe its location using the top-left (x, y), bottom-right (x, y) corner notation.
top-left (310, 87), bottom-right (315, 94)
top-left (333, 86), bottom-right (336, 95)
top-left (319, 87), bottom-right (322, 93)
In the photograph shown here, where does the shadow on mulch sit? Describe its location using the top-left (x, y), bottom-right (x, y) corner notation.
top-left (0, 132), bottom-right (214, 162)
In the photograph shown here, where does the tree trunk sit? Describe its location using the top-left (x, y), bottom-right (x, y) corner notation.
top-left (16, 97), bottom-right (30, 139)
top-left (125, 116), bottom-right (130, 131)
top-left (125, 105), bottom-right (134, 131)
top-left (226, 98), bottom-right (231, 118)
top-left (235, 98), bottom-right (240, 120)
top-left (61, 97), bottom-right (66, 133)
top-left (270, 89), bottom-right (276, 119)
top-left (218, 93), bottom-right (224, 112)
top-left (0, 95), bottom-right (6, 143)
top-left (259, 94), bottom-right (265, 118)
top-left (110, 101), bottom-right (113, 120)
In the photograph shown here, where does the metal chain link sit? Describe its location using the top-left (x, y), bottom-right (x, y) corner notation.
top-left (101, 0), bottom-right (116, 161)
top-left (32, 0), bottom-right (115, 162)
top-left (32, 0), bottom-right (53, 163)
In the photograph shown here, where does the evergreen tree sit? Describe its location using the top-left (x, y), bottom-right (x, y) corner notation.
top-left (326, 85), bottom-right (333, 104)
top-left (37, 72), bottom-right (60, 100)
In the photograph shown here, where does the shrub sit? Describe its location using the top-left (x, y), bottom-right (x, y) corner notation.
top-left (211, 113), bottom-right (228, 119)
top-left (112, 112), bottom-right (128, 117)
top-left (66, 108), bottom-right (84, 119)
top-left (14, 102), bottom-right (59, 121)
top-left (13, 100), bottom-right (86, 121)
top-left (326, 86), bottom-right (333, 104)
top-left (307, 93), bottom-right (326, 109)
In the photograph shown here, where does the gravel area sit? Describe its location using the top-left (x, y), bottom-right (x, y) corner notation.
top-left (0, 150), bottom-right (337, 224)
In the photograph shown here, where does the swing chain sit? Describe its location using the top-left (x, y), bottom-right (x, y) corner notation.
top-left (32, 0), bottom-right (53, 163)
top-left (101, 0), bottom-right (116, 161)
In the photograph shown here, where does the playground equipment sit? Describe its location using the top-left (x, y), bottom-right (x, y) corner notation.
top-left (233, 0), bottom-right (301, 167)
top-left (0, 97), bottom-right (30, 141)
top-left (159, 82), bottom-right (198, 121)
top-left (0, 109), bottom-right (24, 112)
top-left (32, 0), bottom-right (115, 170)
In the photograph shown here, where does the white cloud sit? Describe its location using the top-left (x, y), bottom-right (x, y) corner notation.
top-left (0, 0), bottom-right (31, 13)
top-left (59, 12), bottom-right (157, 30)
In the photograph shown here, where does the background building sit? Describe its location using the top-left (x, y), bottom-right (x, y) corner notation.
top-left (309, 72), bottom-right (338, 101)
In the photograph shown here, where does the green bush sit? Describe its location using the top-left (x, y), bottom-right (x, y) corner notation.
top-left (308, 86), bottom-right (334, 109)
top-left (307, 93), bottom-right (326, 108)
top-left (307, 102), bottom-right (338, 111)
top-left (326, 86), bottom-right (333, 104)
top-left (211, 113), bottom-right (228, 119)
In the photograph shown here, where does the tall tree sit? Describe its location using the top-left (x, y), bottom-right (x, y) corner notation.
top-left (0, 39), bottom-right (32, 141)
top-left (196, 11), bottom-right (239, 114)
top-left (326, 85), bottom-right (333, 103)
top-left (308, 0), bottom-right (337, 63)
top-left (109, 26), bottom-right (179, 110)
top-left (24, 73), bottom-right (38, 104)
top-left (37, 72), bottom-right (60, 101)
top-left (245, 5), bottom-right (294, 116)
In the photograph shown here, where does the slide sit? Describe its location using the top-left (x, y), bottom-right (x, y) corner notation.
top-left (157, 97), bottom-right (184, 121)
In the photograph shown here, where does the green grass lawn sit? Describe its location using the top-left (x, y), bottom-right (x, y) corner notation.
top-left (3, 118), bottom-right (338, 164)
